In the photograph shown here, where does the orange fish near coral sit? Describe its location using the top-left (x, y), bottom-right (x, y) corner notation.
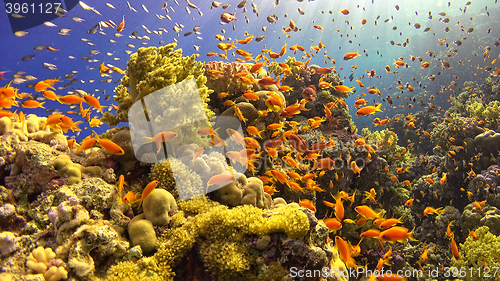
top-left (143, 131), bottom-right (178, 154)
top-left (207, 173), bottom-right (235, 192)
top-left (379, 226), bottom-right (417, 242)
top-left (93, 130), bottom-right (125, 155)
top-left (356, 104), bottom-right (383, 116)
top-left (133, 180), bottom-right (158, 208)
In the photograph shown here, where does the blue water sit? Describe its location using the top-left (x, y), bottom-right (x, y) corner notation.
top-left (0, 0), bottom-right (499, 139)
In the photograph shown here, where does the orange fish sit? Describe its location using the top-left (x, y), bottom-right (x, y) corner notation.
top-left (122, 191), bottom-right (140, 205)
top-left (34, 81), bottom-right (55, 92)
top-left (258, 76), bottom-right (280, 87)
top-left (340, 9), bottom-right (350, 15)
top-left (343, 51), bottom-right (360, 60)
top-left (133, 180), bottom-right (158, 208)
top-left (207, 173), bottom-right (235, 192)
top-left (57, 94), bottom-right (85, 105)
top-left (117, 15), bottom-right (125, 32)
top-left (360, 229), bottom-right (381, 238)
top-left (321, 218), bottom-right (342, 232)
top-left (21, 100), bottom-right (45, 109)
top-left (423, 206), bottom-right (444, 216)
top-left (93, 130), bottom-right (125, 155)
top-left (355, 205), bottom-right (383, 218)
top-left (450, 233), bottom-right (459, 260)
top-left (356, 104), bottom-right (382, 116)
top-left (299, 199), bottom-right (316, 212)
top-left (116, 175), bottom-right (125, 203)
top-left (84, 95), bottom-right (106, 113)
top-left (335, 236), bottom-right (357, 267)
top-left (379, 226), bottom-right (417, 242)
top-left (143, 131), bottom-right (178, 154)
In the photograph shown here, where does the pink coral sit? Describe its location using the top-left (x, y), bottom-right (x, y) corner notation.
top-left (204, 61), bottom-right (252, 95)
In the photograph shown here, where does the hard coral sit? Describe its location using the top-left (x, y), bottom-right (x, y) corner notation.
top-left (102, 43), bottom-right (214, 127)
top-left (204, 61), bottom-right (252, 95)
top-left (143, 189), bottom-right (177, 226)
top-left (209, 173), bottom-right (272, 209)
top-left (128, 214), bottom-right (157, 254)
top-left (26, 246), bottom-right (68, 281)
top-left (452, 226), bottom-right (500, 281)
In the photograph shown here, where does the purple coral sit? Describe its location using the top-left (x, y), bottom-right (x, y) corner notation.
top-left (468, 165), bottom-right (500, 207)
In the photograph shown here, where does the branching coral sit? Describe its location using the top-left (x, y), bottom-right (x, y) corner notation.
top-left (140, 198), bottom-right (311, 280)
top-left (102, 43), bottom-right (214, 129)
top-left (452, 226), bottom-right (500, 281)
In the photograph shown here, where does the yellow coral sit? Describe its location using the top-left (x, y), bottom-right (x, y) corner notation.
top-left (149, 197), bottom-right (309, 280)
top-left (26, 246), bottom-right (68, 281)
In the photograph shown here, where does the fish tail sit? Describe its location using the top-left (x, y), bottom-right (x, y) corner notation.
top-left (375, 103), bottom-right (383, 112)
top-left (408, 227), bottom-right (418, 241)
top-left (39, 102), bottom-right (46, 109)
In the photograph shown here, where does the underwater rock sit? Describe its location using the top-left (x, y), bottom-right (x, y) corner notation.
top-left (209, 173), bottom-right (272, 209)
top-left (57, 220), bottom-right (129, 279)
top-left (0, 231), bottom-right (17, 257)
top-left (143, 189), bottom-right (177, 226)
top-left (48, 198), bottom-right (90, 244)
top-left (5, 141), bottom-right (58, 193)
top-left (127, 214), bottom-right (157, 253)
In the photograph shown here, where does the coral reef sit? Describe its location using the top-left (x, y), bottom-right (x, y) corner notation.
top-left (468, 165), bottom-right (500, 208)
top-left (0, 115), bottom-right (68, 150)
top-left (102, 43), bottom-right (214, 127)
top-left (452, 226), bottom-right (500, 281)
top-left (26, 246), bottom-right (68, 281)
top-left (209, 173), bottom-right (272, 208)
top-left (204, 61), bottom-right (252, 95)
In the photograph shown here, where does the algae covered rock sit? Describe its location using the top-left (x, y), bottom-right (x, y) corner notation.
top-left (128, 214), bottom-right (157, 253)
top-left (143, 189), bottom-right (177, 226)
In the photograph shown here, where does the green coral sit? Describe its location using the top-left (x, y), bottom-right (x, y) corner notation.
top-left (362, 128), bottom-right (411, 166)
top-left (465, 99), bottom-right (500, 129)
top-left (143, 197), bottom-right (309, 280)
top-left (102, 43), bottom-right (214, 148)
top-left (105, 261), bottom-right (162, 281)
top-left (452, 226), bottom-right (500, 281)
top-left (52, 155), bottom-right (83, 185)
